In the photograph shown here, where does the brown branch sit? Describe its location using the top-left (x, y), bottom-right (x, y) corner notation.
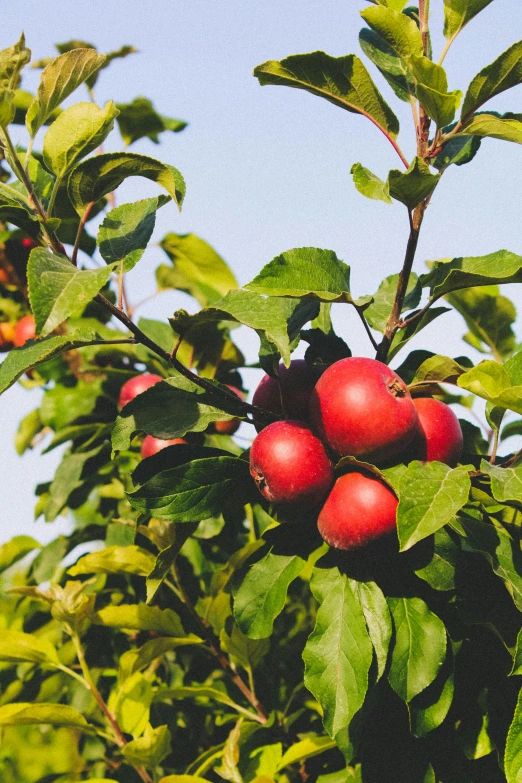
top-left (72, 202), bottom-right (95, 266)
top-left (353, 304), bottom-right (379, 352)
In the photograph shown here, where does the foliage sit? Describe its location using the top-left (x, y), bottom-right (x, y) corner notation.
top-left (0, 5), bottom-right (522, 782)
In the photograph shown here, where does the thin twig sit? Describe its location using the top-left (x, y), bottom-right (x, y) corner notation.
top-left (489, 428), bottom-right (500, 464)
top-left (72, 201), bottom-right (95, 266)
top-left (354, 304), bottom-right (379, 351)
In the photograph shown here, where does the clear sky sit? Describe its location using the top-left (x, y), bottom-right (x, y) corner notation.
top-left (1, 0), bottom-right (521, 544)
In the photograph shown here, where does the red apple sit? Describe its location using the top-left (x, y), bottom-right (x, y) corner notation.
top-left (0, 322), bottom-right (15, 352)
top-left (13, 315), bottom-right (36, 347)
top-left (309, 357), bottom-right (418, 462)
top-left (403, 397), bottom-right (463, 467)
top-left (318, 471), bottom-right (398, 550)
top-left (252, 360), bottom-right (323, 423)
top-left (118, 373), bottom-right (163, 409)
top-left (250, 420), bottom-right (333, 507)
top-left (213, 385), bottom-right (244, 435)
top-left (141, 435), bottom-right (188, 459)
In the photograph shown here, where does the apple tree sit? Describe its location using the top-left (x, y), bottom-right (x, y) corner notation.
top-left (1, 3), bottom-right (522, 781)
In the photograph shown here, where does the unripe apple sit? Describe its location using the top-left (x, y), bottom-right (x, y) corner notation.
top-left (318, 471), bottom-right (398, 550)
top-left (0, 322), bottom-right (15, 352)
top-left (118, 373), bottom-right (163, 409)
top-left (250, 420), bottom-right (333, 507)
top-left (252, 360), bottom-right (323, 423)
top-left (403, 397), bottom-right (463, 467)
top-left (13, 315), bottom-right (36, 347)
top-left (309, 357), bottom-right (418, 462)
top-left (141, 435), bottom-right (188, 459)
top-left (213, 385), bottom-right (244, 435)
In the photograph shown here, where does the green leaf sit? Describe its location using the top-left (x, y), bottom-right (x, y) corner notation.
top-left (234, 551), bottom-right (305, 639)
top-left (120, 635), bottom-right (203, 678)
top-left (155, 685), bottom-right (258, 720)
top-left (303, 567), bottom-right (373, 737)
top-left (0, 629), bottom-right (59, 664)
top-left (458, 361), bottom-right (522, 415)
top-left (27, 248), bottom-right (114, 337)
top-left (351, 580), bottom-right (392, 680)
top-left (42, 100), bottom-right (118, 178)
top-left (387, 597), bottom-right (447, 702)
top-left (0, 535), bottom-right (40, 573)
top-left (505, 687), bottom-right (522, 783)
top-left (459, 514), bottom-right (522, 611)
top-left (410, 354), bottom-right (468, 385)
top-left (68, 151), bottom-right (185, 217)
top-left (26, 48), bottom-right (106, 136)
top-left (15, 408), bottom-right (43, 455)
top-left (388, 306), bottom-right (450, 361)
top-left (112, 378), bottom-right (242, 452)
top-left (68, 545), bottom-right (155, 576)
top-left (246, 247), bottom-right (353, 302)
top-left (160, 778), bottom-right (211, 783)
top-left (410, 56), bottom-right (462, 127)
top-left (215, 718), bottom-right (244, 783)
top-left (421, 249), bottom-right (522, 298)
top-left (387, 157), bottom-right (440, 210)
top-left (364, 272), bottom-right (420, 332)
top-left (350, 163), bottom-right (392, 203)
top-left (444, 0), bottom-right (494, 39)
top-left (481, 460), bottom-right (522, 505)
top-left (458, 112), bottom-right (522, 145)
top-left (220, 623), bottom-right (270, 671)
top-left (511, 630), bottom-right (522, 676)
top-left (277, 736), bottom-right (337, 770)
top-left (432, 121), bottom-right (482, 170)
top-left (360, 7), bottom-right (423, 61)
top-left (358, 27), bottom-right (412, 103)
top-left (414, 527), bottom-right (460, 591)
top-left (462, 41), bottom-right (522, 119)
top-left (122, 723), bottom-right (172, 769)
top-left (211, 541), bottom-right (265, 597)
top-left (146, 523), bottom-right (199, 603)
top-left (0, 179), bottom-right (40, 234)
top-left (109, 670), bottom-right (154, 737)
top-left (0, 703), bottom-right (90, 728)
top-left (128, 455), bottom-right (251, 523)
top-left (97, 195), bottom-right (170, 273)
top-left (396, 462), bottom-right (471, 550)
top-left (446, 286), bottom-right (516, 358)
top-left (409, 655), bottom-right (454, 738)
top-left (93, 603), bottom-right (185, 635)
top-left (158, 232), bottom-right (238, 307)
top-left (254, 51), bottom-right (399, 139)
top-left (170, 292), bottom-right (319, 368)
top-left (0, 328), bottom-right (106, 395)
top-left (116, 96), bottom-right (187, 145)
top-left (0, 35), bottom-right (31, 126)
top-left (44, 443), bottom-right (106, 522)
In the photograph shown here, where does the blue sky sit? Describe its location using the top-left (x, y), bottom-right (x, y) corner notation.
top-left (1, 0), bottom-right (521, 544)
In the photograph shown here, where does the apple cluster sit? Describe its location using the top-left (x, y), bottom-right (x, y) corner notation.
top-left (249, 358), bottom-right (463, 550)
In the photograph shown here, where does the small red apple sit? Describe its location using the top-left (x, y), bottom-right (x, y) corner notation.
top-left (13, 315), bottom-right (36, 347)
top-left (213, 385), bottom-right (244, 435)
top-left (118, 373), bottom-right (163, 409)
top-left (404, 397), bottom-right (463, 467)
top-left (309, 357), bottom-right (418, 462)
top-left (317, 471), bottom-right (398, 550)
top-left (250, 420), bottom-right (333, 507)
top-left (141, 435), bottom-right (188, 459)
top-left (0, 322), bottom-right (15, 352)
top-left (252, 360), bottom-right (323, 423)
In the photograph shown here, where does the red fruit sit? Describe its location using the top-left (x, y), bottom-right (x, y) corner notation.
top-left (309, 357), bottom-right (418, 462)
top-left (318, 471), bottom-right (398, 550)
top-left (252, 360), bottom-right (323, 423)
top-left (214, 386), bottom-right (244, 435)
top-left (250, 420), bottom-right (333, 507)
top-left (21, 238), bottom-right (38, 250)
top-left (0, 322), bottom-right (15, 352)
top-left (405, 397), bottom-right (463, 467)
top-left (0, 268), bottom-right (9, 284)
top-left (13, 315), bottom-right (36, 347)
top-left (141, 435), bottom-right (188, 459)
top-left (118, 373), bottom-right (163, 409)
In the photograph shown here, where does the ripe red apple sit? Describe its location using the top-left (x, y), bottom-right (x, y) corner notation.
top-left (141, 435), bottom-right (188, 459)
top-left (309, 357), bottom-right (418, 462)
top-left (318, 471), bottom-right (398, 550)
top-left (13, 315), bottom-right (36, 347)
top-left (0, 322), bottom-right (15, 352)
top-left (250, 420), bottom-right (333, 507)
top-left (252, 360), bottom-right (323, 423)
top-left (402, 397), bottom-right (463, 467)
top-left (213, 385), bottom-right (244, 435)
top-left (118, 373), bottom-right (163, 409)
